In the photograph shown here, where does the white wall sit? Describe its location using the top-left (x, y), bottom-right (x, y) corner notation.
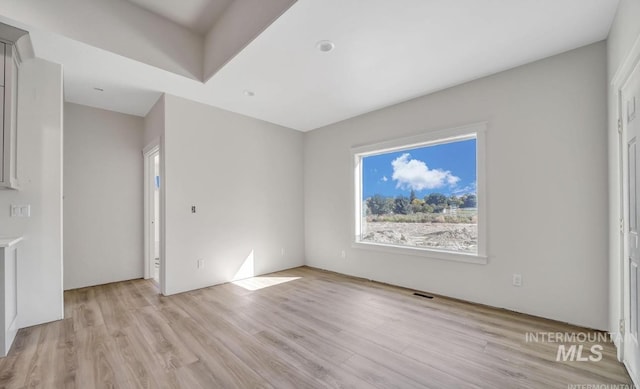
top-left (607, 0), bottom-right (640, 76)
top-left (63, 103), bottom-right (144, 290)
top-left (144, 95), bottom-right (165, 147)
top-left (163, 94), bottom-right (304, 295)
top-left (305, 42), bottom-right (608, 330)
top-left (607, 0), bottom-right (640, 343)
top-left (0, 58), bottom-right (63, 328)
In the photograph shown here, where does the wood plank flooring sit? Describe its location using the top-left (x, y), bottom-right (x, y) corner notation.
top-left (0, 266), bottom-right (633, 388)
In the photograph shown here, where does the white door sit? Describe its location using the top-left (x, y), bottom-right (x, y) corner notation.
top-left (624, 63), bottom-right (640, 380)
top-left (143, 142), bottom-right (161, 288)
top-left (152, 153), bottom-right (160, 283)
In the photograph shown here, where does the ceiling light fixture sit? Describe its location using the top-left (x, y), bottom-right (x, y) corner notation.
top-left (316, 40), bottom-right (335, 53)
top-left (243, 89), bottom-right (255, 97)
top-left (93, 87), bottom-right (104, 92)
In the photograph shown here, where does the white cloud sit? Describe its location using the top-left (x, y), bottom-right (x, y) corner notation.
top-left (381, 176), bottom-right (388, 182)
top-left (391, 153), bottom-right (460, 191)
top-left (452, 181), bottom-right (477, 195)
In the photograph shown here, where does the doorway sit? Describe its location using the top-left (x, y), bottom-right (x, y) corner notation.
top-left (620, 57), bottom-right (640, 384)
top-left (144, 141), bottom-right (161, 287)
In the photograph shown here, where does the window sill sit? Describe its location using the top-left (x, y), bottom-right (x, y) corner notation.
top-left (352, 241), bottom-right (488, 265)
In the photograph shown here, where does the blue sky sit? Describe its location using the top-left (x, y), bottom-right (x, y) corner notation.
top-left (362, 138), bottom-right (476, 199)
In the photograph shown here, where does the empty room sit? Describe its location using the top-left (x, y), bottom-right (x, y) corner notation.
top-left (0, 0), bottom-right (638, 387)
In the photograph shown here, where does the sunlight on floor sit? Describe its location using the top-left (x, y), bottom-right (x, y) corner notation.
top-left (232, 276), bottom-right (301, 291)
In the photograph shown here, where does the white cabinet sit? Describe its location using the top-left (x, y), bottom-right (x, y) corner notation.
top-left (0, 43), bottom-right (5, 87)
top-left (0, 237), bottom-right (21, 357)
top-left (0, 21), bottom-right (30, 190)
top-left (0, 42), bottom-right (19, 190)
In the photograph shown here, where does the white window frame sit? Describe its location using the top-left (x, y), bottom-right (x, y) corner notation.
top-left (352, 122), bottom-right (488, 265)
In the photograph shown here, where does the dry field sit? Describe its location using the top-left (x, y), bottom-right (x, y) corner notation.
top-left (362, 222), bottom-right (477, 253)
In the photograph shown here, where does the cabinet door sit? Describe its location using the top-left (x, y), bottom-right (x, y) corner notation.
top-left (0, 85), bottom-right (4, 185)
top-left (0, 45), bottom-right (17, 189)
top-left (0, 44), bottom-right (19, 189)
top-left (0, 43), bottom-right (5, 87)
top-left (7, 49), bottom-right (16, 185)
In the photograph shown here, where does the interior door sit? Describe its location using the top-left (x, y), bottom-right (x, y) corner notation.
top-left (143, 141), bottom-right (161, 289)
top-left (153, 152), bottom-right (160, 283)
top-left (624, 63), bottom-right (640, 379)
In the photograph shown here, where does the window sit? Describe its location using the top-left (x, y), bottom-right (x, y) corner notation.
top-left (353, 123), bottom-right (486, 263)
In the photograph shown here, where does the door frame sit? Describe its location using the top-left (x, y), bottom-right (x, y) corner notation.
top-left (614, 32), bottom-right (640, 387)
top-left (143, 139), bottom-right (160, 284)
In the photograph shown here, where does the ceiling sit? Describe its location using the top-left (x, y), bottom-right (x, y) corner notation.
top-left (125, 0), bottom-right (232, 35)
top-left (4, 0), bottom-right (621, 131)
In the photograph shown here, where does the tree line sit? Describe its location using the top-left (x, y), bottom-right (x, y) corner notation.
top-left (366, 190), bottom-right (477, 215)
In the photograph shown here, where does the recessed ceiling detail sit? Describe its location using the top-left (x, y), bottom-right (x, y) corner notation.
top-left (0, 0), bottom-right (620, 131)
top-left (125, 0), bottom-right (233, 35)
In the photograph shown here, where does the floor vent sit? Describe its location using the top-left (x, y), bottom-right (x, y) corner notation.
top-left (413, 292), bottom-right (434, 299)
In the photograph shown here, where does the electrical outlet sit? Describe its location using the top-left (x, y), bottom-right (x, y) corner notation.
top-left (197, 259), bottom-right (204, 269)
top-left (10, 205), bottom-right (30, 217)
top-left (341, 250), bottom-right (346, 259)
top-left (512, 274), bottom-right (522, 287)
top-left (281, 248), bottom-right (285, 257)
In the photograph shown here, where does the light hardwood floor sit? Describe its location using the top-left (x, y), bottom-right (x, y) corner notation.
top-left (0, 266), bottom-right (633, 388)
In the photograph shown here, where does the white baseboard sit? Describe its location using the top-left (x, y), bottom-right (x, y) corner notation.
top-left (612, 330), bottom-right (625, 362)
